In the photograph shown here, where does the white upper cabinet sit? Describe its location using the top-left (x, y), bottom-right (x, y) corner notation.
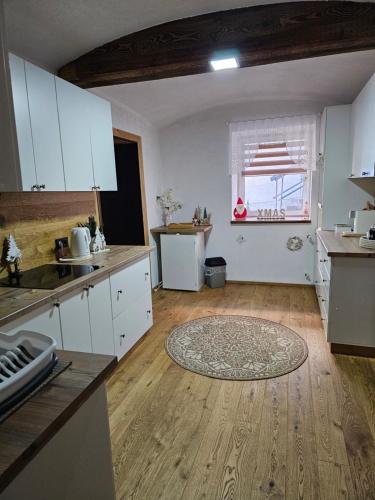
top-left (5, 54), bottom-right (117, 192)
top-left (25, 62), bottom-right (65, 191)
top-left (8, 54), bottom-right (36, 191)
top-left (351, 72), bottom-right (375, 178)
top-left (55, 76), bottom-right (94, 191)
top-left (87, 92), bottom-right (117, 191)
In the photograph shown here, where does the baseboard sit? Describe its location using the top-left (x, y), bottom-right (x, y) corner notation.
top-left (330, 343), bottom-right (375, 358)
top-left (226, 280), bottom-right (314, 288)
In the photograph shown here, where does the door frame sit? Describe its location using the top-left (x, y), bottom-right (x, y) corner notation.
top-left (104, 128), bottom-right (149, 246)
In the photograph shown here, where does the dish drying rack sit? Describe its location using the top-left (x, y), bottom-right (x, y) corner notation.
top-left (0, 330), bottom-right (57, 414)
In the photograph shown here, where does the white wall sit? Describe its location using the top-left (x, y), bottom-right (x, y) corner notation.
top-left (89, 91), bottom-right (164, 286)
top-left (159, 101), bottom-right (323, 284)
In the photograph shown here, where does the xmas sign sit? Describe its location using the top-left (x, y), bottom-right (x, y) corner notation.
top-left (257, 209), bottom-right (286, 220)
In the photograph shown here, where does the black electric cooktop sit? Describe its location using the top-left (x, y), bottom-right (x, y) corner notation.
top-left (0, 264), bottom-right (101, 290)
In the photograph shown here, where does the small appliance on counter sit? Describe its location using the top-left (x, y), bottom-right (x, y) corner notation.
top-left (0, 330), bottom-right (57, 414)
top-left (70, 227), bottom-right (91, 259)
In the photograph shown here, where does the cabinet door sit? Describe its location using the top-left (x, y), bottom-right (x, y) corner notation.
top-left (110, 257), bottom-right (151, 318)
top-left (87, 277), bottom-right (115, 355)
top-left (1, 304), bottom-right (63, 349)
top-left (112, 295), bottom-right (152, 360)
top-left (55, 77), bottom-right (94, 191)
top-left (25, 62), bottom-right (65, 191)
top-left (87, 92), bottom-right (117, 191)
top-left (59, 289), bottom-right (92, 352)
top-left (161, 234), bottom-right (199, 291)
top-left (8, 54), bottom-right (37, 191)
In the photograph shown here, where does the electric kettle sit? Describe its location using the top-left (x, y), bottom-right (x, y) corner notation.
top-left (70, 227), bottom-right (91, 258)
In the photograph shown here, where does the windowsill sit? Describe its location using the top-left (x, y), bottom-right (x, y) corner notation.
top-left (231, 219), bottom-right (312, 225)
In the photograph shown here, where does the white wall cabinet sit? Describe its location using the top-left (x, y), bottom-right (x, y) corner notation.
top-left (318, 105), bottom-right (369, 229)
top-left (4, 53), bottom-right (117, 192)
top-left (87, 92), bottom-right (117, 191)
top-left (8, 54), bottom-right (36, 191)
top-left (25, 62), bottom-right (65, 191)
top-left (351, 72), bottom-right (375, 178)
top-left (55, 77), bottom-right (94, 191)
top-left (7, 54), bottom-right (65, 191)
top-left (1, 303), bottom-right (63, 349)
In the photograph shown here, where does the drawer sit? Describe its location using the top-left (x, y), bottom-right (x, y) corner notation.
top-left (317, 238), bottom-right (331, 274)
top-left (110, 256), bottom-right (151, 318)
top-left (113, 292), bottom-right (153, 360)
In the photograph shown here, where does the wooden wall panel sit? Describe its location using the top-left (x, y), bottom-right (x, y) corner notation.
top-left (0, 192), bottom-right (99, 276)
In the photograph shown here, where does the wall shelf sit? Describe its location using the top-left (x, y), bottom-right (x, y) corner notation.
top-left (348, 176), bottom-right (375, 198)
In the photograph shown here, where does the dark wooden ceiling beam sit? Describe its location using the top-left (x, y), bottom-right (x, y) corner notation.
top-left (58, 1), bottom-right (375, 88)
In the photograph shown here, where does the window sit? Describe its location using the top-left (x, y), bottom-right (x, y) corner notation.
top-left (230, 115), bottom-right (316, 222)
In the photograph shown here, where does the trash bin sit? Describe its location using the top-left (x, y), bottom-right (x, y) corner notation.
top-left (205, 257), bottom-right (226, 288)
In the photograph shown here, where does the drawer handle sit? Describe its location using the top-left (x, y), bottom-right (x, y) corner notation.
top-left (89, 284), bottom-right (95, 289)
top-left (53, 302), bottom-right (60, 308)
top-left (117, 289), bottom-right (123, 294)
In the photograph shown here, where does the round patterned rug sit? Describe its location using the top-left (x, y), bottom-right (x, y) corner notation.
top-left (165, 315), bottom-right (308, 380)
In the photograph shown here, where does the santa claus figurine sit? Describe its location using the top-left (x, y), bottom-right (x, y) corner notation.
top-left (233, 197), bottom-right (247, 219)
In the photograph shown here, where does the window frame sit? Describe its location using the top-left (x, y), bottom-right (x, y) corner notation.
top-left (231, 140), bottom-right (312, 223)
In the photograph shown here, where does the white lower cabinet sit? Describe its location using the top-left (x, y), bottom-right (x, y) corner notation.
top-left (87, 277), bottom-right (115, 355)
top-left (59, 288), bottom-right (93, 352)
top-left (113, 292), bottom-right (152, 360)
top-left (1, 258), bottom-right (153, 359)
top-left (1, 303), bottom-right (63, 349)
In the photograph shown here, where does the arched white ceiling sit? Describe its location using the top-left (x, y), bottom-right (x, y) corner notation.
top-left (4, 0), bottom-right (374, 71)
top-left (91, 50), bottom-right (375, 128)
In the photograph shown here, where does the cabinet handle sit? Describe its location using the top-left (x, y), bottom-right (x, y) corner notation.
top-left (92, 186), bottom-right (97, 191)
top-left (89, 284), bottom-right (94, 289)
top-left (120, 333), bottom-right (126, 346)
top-left (83, 286), bottom-right (89, 292)
top-left (53, 302), bottom-right (60, 308)
top-left (39, 184), bottom-right (45, 190)
top-left (322, 279), bottom-right (327, 283)
top-left (145, 272), bottom-right (149, 281)
top-left (97, 185), bottom-right (101, 190)
top-left (147, 309), bottom-right (151, 314)
top-left (321, 298), bottom-right (326, 302)
top-left (31, 184), bottom-right (38, 191)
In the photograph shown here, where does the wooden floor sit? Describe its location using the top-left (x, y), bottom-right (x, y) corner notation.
top-left (107, 284), bottom-right (375, 500)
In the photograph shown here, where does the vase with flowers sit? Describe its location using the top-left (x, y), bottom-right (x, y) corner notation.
top-left (156, 189), bottom-right (183, 226)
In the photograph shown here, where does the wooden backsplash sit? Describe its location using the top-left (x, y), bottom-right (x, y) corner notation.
top-left (0, 192), bottom-right (99, 275)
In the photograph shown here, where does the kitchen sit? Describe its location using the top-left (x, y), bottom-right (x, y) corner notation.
top-left (0, 1), bottom-right (375, 499)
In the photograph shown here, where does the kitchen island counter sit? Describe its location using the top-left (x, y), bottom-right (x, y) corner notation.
top-left (0, 350), bottom-right (117, 498)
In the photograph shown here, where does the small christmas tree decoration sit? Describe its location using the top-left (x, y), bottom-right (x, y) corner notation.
top-left (90, 227), bottom-right (102, 253)
top-left (1, 234), bottom-right (23, 278)
top-left (233, 197), bottom-right (247, 219)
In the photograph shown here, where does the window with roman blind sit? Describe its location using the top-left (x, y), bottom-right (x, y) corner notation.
top-left (229, 115), bottom-right (317, 222)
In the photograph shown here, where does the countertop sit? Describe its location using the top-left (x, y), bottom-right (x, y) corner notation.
top-left (0, 245), bottom-right (151, 328)
top-left (317, 230), bottom-right (375, 258)
top-left (0, 350), bottom-right (117, 493)
top-left (151, 224), bottom-right (212, 234)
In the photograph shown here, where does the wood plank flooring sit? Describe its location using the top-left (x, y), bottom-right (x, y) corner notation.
top-left (107, 284), bottom-right (375, 500)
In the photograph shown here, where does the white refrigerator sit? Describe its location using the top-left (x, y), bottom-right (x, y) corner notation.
top-left (160, 232), bottom-right (205, 291)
